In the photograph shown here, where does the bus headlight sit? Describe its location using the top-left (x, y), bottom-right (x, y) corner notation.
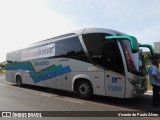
top-left (128, 79), bottom-right (142, 88)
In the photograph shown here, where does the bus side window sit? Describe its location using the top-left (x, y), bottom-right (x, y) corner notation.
top-left (102, 42), bottom-right (125, 75)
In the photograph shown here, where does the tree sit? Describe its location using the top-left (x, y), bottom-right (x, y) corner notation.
top-left (0, 61), bottom-right (6, 70)
top-left (148, 53), bottom-right (160, 61)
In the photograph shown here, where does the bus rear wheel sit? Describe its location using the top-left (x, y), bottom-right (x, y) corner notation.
top-left (76, 80), bottom-right (93, 99)
top-left (16, 75), bottom-right (22, 87)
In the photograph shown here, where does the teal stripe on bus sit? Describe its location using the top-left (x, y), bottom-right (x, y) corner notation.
top-left (6, 62), bottom-right (72, 83)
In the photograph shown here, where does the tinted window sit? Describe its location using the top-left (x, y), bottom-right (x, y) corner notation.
top-left (102, 42), bottom-right (124, 75)
top-left (83, 33), bottom-right (111, 65)
top-left (83, 33), bottom-right (111, 55)
top-left (20, 36), bottom-right (88, 62)
top-left (83, 33), bottom-right (124, 75)
top-left (121, 40), bottom-right (142, 75)
top-left (54, 36), bottom-right (88, 62)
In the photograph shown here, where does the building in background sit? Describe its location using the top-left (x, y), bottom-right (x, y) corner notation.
top-left (154, 42), bottom-right (160, 54)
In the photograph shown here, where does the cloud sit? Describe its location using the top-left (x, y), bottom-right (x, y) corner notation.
top-left (0, 0), bottom-right (20, 61)
top-left (0, 0), bottom-right (78, 61)
top-left (42, 0), bottom-right (160, 52)
top-left (46, 0), bottom-right (160, 31)
top-left (0, 0), bottom-right (160, 61)
top-left (133, 25), bottom-right (160, 45)
top-left (19, 0), bottom-right (78, 44)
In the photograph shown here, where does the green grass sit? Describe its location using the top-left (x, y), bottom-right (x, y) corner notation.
top-left (147, 76), bottom-right (152, 89)
top-left (0, 70), bottom-right (5, 74)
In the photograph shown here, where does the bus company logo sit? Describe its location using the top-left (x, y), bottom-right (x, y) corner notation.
top-left (21, 44), bottom-right (55, 61)
top-left (34, 61), bottom-right (49, 66)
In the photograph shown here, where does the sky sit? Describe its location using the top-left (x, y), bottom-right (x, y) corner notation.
top-left (0, 0), bottom-right (160, 62)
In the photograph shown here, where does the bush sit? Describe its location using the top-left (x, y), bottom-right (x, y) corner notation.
top-left (0, 70), bottom-right (5, 74)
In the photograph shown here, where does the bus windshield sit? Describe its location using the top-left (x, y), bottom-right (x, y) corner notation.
top-left (121, 40), bottom-right (145, 76)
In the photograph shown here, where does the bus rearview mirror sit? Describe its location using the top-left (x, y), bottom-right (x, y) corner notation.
top-left (139, 44), bottom-right (154, 55)
top-left (105, 35), bottom-right (139, 53)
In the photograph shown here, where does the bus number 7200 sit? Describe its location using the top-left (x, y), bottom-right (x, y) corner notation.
top-left (108, 86), bottom-right (122, 91)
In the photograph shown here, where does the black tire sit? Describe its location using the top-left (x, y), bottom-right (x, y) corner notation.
top-left (16, 75), bottom-right (22, 87)
top-left (76, 80), bottom-right (93, 99)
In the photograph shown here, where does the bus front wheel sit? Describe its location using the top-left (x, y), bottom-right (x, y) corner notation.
top-left (76, 80), bottom-right (93, 99)
top-left (16, 75), bottom-right (22, 87)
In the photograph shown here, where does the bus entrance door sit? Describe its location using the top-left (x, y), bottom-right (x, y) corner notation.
top-left (102, 42), bottom-right (126, 98)
top-left (105, 71), bottom-right (126, 98)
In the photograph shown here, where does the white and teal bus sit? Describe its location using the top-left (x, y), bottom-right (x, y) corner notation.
top-left (5, 28), bottom-right (154, 99)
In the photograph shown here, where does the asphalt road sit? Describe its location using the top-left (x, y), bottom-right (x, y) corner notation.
top-left (0, 74), bottom-right (159, 120)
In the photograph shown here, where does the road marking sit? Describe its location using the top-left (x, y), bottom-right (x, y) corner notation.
top-left (147, 90), bottom-right (152, 93)
top-left (0, 83), bottom-right (9, 87)
top-left (145, 90), bottom-right (152, 95)
top-left (55, 97), bottom-right (84, 104)
top-left (0, 83), bottom-right (84, 104)
top-left (0, 82), bottom-right (155, 111)
top-left (0, 83), bottom-right (125, 110)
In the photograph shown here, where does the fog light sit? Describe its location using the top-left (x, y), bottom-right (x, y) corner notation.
top-left (133, 91), bottom-right (137, 94)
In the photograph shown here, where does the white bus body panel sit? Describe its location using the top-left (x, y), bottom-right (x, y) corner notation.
top-left (5, 28), bottom-right (147, 98)
top-left (6, 59), bottom-right (127, 98)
